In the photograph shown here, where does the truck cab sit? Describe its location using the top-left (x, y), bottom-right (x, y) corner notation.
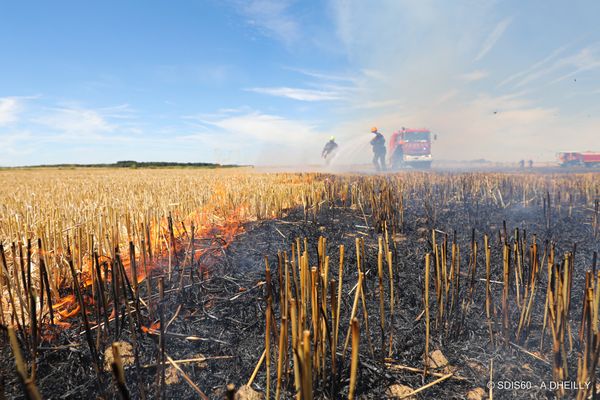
top-left (558, 151), bottom-right (600, 167)
top-left (558, 151), bottom-right (583, 166)
top-left (389, 128), bottom-right (433, 169)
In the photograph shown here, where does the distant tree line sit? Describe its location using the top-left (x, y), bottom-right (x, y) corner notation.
top-left (113, 160), bottom-right (236, 168)
top-left (3, 161), bottom-right (245, 169)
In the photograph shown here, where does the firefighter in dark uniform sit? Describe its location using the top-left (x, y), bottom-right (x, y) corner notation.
top-left (321, 136), bottom-right (338, 164)
top-left (370, 127), bottom-right (386, 171)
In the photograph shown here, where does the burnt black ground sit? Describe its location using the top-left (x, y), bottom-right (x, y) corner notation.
top-left (1, 189), bottom-right (599, 399)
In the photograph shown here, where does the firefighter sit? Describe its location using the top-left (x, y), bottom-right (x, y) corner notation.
top-left (321, 136), bottom-right (338, 164)
top-left (370, 127), bottom-right (386, 171)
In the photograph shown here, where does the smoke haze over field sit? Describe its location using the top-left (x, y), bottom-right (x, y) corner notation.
top-left (1, 1), bottom-right (600, 166)
top-left (320, 1), bottom-right (600, 165)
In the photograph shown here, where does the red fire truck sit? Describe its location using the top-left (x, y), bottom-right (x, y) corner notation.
top-left (557, 151), bottom-right (600, 167)
top-left (389, 128), bottom-right (434, 169)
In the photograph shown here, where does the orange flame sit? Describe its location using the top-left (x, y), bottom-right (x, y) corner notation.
top-left (141, 321), bottom-right (161, 334)
top-left (38, 203), bottom-right (248, 336)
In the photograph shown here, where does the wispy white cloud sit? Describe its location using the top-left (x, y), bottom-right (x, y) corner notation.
top-left (35, 106), bottom-right (114, 138)
top-left (233, 0), bottom-right (299, 44)
top-left (97, 103), bottom-right (137, 119)
top-left (474, 17), bottom-right (512, 61)
top-left (0, 97), bottom-right (22, 126)
top-left (566, 87), bottom-right (600, 98)
top-left (247, 87), bottom-right (342, 101)
top-left (187, 108), bottom-right (327, 164)
top-left (511, 45), bottom-right (600, 88)
top-left (199, 110), bottom-right (319, 145)
top-left (348, 99), bottom-right (403, 110)
top-left (21, 101), bottom-right (143, 144)
top-left (459, 70), bottom-right (489, 81)
top-left (549, 47), bottom-right (600, 84)
top-left (0, 132), bottom-right (37, 165)
top-left (1, 98), bottom-right (148, 165)
top-left (284, 67), bottom-right (357, 83)
top-left (182, 106), bottom-right (254, 123)
top-left (466, 92), bottom-right (558, 125)
top-left (361, 69), bottom-right (386, 81)
top-left (498, 45), bottom-right (568, 87)
top-left (434, 90), bottom-right (460, 105)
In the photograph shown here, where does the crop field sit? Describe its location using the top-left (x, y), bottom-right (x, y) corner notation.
top-left (1, 168), bottom-right (599, 399)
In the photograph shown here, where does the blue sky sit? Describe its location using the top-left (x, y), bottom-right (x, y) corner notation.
top-left (1, 0), bottom-right (600, 166)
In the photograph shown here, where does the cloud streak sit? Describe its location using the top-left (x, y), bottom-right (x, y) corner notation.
top-left (498, 45), bottom-right (568, 88)
top-left (182, 108), bottom-right (328, 164)
top-left (0, 97), bottom-right (22, 126)
top-left (284, 67), bottom-right (358, 83)
top-left (233, 0), bottom-right (300, 44)
top-left (474, 17), bottom-right (512, 61)
top-left (199, 110), bottom-right (319, 145)
top-left (34, 106), bottom-right (114, 138)
top-left (511, 45), bottom-right (600, 88)
top-left (247, 87), bottom-right (342, 101)
top-left (459, 70), bottom-right (489, 82)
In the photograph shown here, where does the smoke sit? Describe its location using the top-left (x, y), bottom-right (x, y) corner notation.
top-left (330, 1), bottom-right (600, 163)
top-left (326, 134), bottom-right (374, 170)
top-left (252, 0), bottom-right (600, 166)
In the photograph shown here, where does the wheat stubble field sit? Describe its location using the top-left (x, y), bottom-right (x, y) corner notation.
top-left (0, 167), bottom-right (599, 399)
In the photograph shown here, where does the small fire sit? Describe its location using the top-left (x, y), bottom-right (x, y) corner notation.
top-left (141, 321), bottom-right (161, 334)
top-left (52, 294), bottom-right (81, 319)
top-left (2, 202), bottom-right (248, 337)
top-left (57, 304), bottom-right (81, 319)
top-left (52, 294), bottom-right (76, 310)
